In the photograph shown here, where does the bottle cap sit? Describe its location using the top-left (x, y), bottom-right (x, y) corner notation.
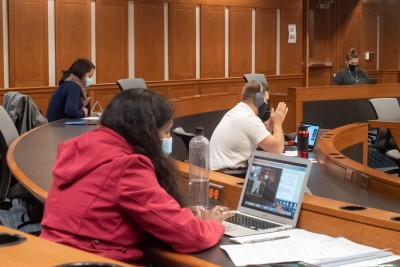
top-left (195, 127), bottom-right (204, 135)
top-left (299, 123), bottom-right (309, 130)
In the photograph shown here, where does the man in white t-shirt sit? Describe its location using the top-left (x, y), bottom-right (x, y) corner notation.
top-left (210, 80), bottom-right (288, 171)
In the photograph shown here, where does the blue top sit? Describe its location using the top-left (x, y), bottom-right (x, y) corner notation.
top-left (46, 81), bottom-right (85, 122)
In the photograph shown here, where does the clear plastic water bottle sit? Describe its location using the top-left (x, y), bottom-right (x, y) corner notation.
top-left (188, 127), bottom-right (210, 210)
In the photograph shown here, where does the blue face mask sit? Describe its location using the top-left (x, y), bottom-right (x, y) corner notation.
top-left (162, 137), bottom-right (173, 156)
top-left (85, 77), bottom-right (93, 87)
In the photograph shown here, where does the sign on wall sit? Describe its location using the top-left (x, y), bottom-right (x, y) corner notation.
top-left (288, 24), bottom-right (297, 44)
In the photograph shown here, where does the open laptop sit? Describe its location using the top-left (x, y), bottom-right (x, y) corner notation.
top-left (355, 78), bottom-right (377, 85)
top-left (224, 151), bottom-right (312, 237)
top-left (285, 122), bottom-right (320, 152)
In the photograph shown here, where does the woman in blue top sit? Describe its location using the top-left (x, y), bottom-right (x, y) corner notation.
top-left (47, 58), bottom-right (95, 122)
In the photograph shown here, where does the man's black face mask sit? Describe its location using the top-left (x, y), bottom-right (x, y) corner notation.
top-left (258, 102), bottom-right (270, 122)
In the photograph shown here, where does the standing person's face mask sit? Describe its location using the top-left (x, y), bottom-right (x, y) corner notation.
top-left (347, 59), bottom-right (359, 72)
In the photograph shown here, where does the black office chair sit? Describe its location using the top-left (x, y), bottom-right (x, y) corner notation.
top-left (173, 127), bottom-right (195, 160)
top-left (173, 127), bottom-right (247, 178)
top-left (368, 98), bottom-right (400, 151)
top-left (0, 106), bottom-right (44, 229)
top-left (116, 78), bottom-right (147, 91)
top-left (0, 106), bottom-right (19, 210)
top-left (369, 98), bottom-right (400, 175)
top-left (243, 73), bottom-right (268, 86)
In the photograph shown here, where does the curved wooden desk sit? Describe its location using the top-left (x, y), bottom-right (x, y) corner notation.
top-left (6, 120), bottom-right (400, 266)
top-left (0, 225), bottom-right (134, 267)
top-left (317, 122), bottom-right (400, 202)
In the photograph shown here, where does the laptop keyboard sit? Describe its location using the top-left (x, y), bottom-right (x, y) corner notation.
top-left (226, 213), bottom-right (281, 230)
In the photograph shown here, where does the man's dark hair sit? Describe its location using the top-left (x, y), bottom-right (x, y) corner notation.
top-left (241, 80), bottom-right (268, 103)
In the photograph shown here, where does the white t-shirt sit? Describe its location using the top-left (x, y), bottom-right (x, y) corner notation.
top-left (210, 102), bottom-right (270, 170)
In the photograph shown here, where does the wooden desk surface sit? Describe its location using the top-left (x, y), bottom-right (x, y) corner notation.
top-left (6, 120), bottom-right (400, 266)
top-left (0, 225), bottom-right (134, 267)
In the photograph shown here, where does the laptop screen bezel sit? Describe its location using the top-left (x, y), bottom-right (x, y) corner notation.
top-left (236, 150), bottom-right (312, 227)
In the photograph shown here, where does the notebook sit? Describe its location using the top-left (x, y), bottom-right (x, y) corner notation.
top-left (223, 151), bottom-right (312, 237)
top-left (285, 122), bottom-right (320, 152)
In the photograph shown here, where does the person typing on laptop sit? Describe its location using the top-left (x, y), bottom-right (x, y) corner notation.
top-left (41, 89), bottom-right (235, 265)
top-left (210, 80), bottom-right (288, 172)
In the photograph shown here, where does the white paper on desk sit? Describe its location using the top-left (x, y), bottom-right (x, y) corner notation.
top-left (221, 234), bottom-right (393, 267)
top-left (229, 229), bottom-right (331, 244)
top-left (338, 254), bottom-right (400, 267)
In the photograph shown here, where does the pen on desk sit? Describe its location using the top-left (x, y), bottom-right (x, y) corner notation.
top-left (242, 235), bottom-right (290, 244)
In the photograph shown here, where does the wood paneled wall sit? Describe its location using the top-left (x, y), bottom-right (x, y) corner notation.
top-left (135, 1), bottom-right (165, 81)
top-left (55, 0), bottom-right (91, 83)
top-left (2, 0), bottom-right (304, 91)
top-left (96, 0), bottom-right (129, 83)
top-left (308, 0), bottom-right (400, 86)
top-left (1, 0), bottom-right (399, 97)
top-left (169, 3), bottom-right (196, 80)
top-left (9, 0), bottom-right (48, 87)
top-left (200, 5), bottom-right (225, 78)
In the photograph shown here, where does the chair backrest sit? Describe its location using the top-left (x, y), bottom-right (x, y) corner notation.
top-left (173, 127), bottom-right (195, 155)
top-left (369, 98), bottom-right (400, 120)
top-left (243, 73), bottom-right (268, 87)
top-left (116, 78), bottom-right (147, 91)
top-left (0, 106), bottom-right (19, 202)
top-left (2, 92), bottom-right (47, 135)
top-left (369, 98), bottom-right (400, 149)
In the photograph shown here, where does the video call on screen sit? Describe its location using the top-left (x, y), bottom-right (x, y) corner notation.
top-left (241, 158), bottom-right (307, 219)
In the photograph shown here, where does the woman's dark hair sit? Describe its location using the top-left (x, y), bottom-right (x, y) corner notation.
top-left (345, 48), bottom-right (359, 61)
top-left (100, 89), bottom-right (185, 206)
top-left (59, 58), bottom-right (95, 85)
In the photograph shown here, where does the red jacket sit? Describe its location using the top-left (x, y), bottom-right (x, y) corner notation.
top-left (40, 127), bottom-right (224, 264)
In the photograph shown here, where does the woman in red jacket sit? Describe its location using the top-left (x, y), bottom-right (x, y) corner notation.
top-left (40, 89), bottom-right (234, 265)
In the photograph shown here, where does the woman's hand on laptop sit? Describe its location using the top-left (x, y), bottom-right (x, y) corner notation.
top-left (201, 205), bottom-right (236, 222)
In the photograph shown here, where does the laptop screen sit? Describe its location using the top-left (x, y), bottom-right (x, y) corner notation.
top-left (240, 153), bottom-right (309, 220)
top-left (294, 122), bottom-right (320, 148)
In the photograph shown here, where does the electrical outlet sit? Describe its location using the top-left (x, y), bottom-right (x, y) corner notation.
top-left (209, 183), bottom-right (223, 205)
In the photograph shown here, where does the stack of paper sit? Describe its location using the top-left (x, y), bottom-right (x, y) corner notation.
top-left (221, 229), bottom-right (399, 267)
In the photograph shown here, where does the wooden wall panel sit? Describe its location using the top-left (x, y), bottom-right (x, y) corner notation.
top-left (255, 8), bottom-right (276, 75)
top-left (95, 0), bottom-right (128, 83)
top-left (169, 3), bottom-right (196, 80)
top-left (379, 12), bottom-right (400, 70)
top-left (229, 6), bottom-right (251, 77)
top-left (55, 0), bottom-right (91, 83)
top-left (336, 0), bottom-right (362, 70)
top-left (280, 8), bottom-right (303, 75)
top-left (309, 1), bottom-right (333, 62)
top-left (308, 67), bottom-right (333, 86)
top-left (9, 0), bottom-right (48, 87)
top-left (200, 5), bottom-right (225, 78)
top-left (361, 3), bottom-right (380, 72)
top-left (135, 0), bottom-right (164, 81)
